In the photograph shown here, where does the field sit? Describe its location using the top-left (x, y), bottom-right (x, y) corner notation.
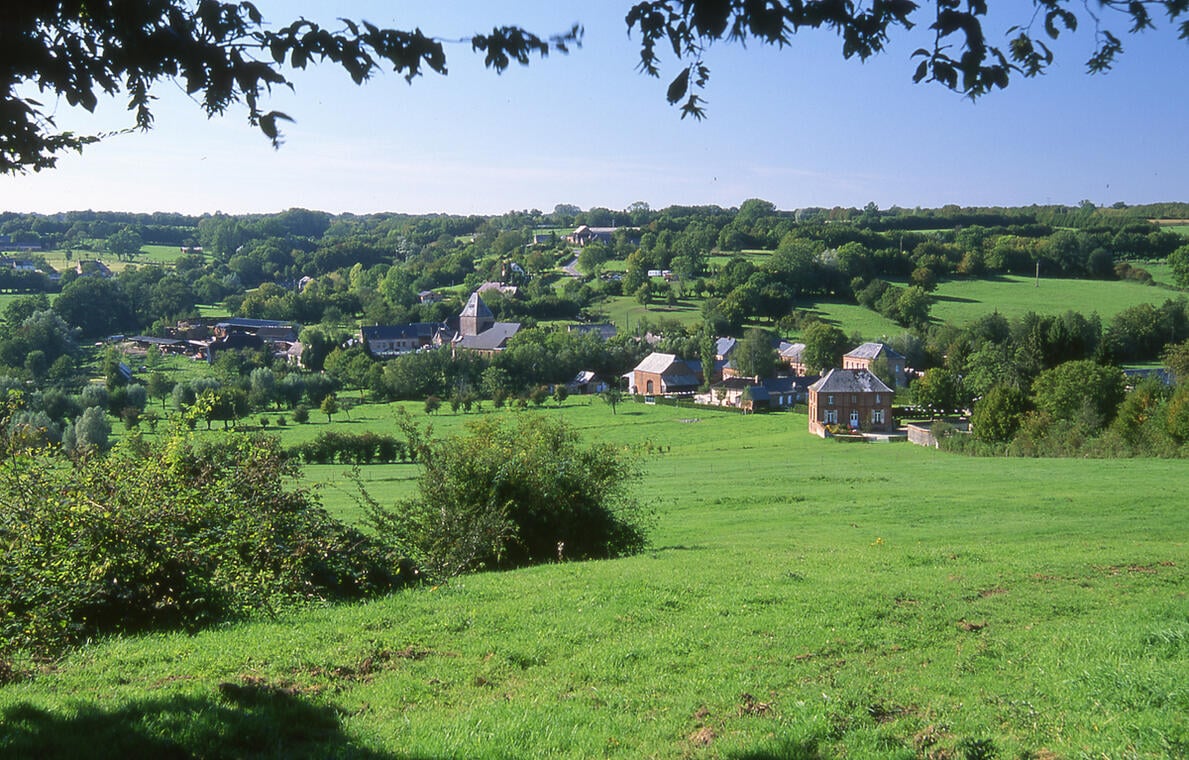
top-left (928, 274), bottom-right (1182, 325)
top-left (2, 401), bottom-right (1185, 758)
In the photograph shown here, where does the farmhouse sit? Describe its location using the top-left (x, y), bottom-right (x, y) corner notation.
top-left (628, 353), bottom-right (701, 397)
top-left (566, 225), bottom-right (616, 246)
top-left (842, 342), bottom-right (907, 388)
top-left (780, 342), bottom-right (810, 375)
top-left (807, 368), bottom-right (895, 437)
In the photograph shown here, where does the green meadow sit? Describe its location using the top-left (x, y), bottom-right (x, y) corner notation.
top-left (2, 401), bottom-right (1185, 758)
top-left (928, 274), bottom-right (1181, 325)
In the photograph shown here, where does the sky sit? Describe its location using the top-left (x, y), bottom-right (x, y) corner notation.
top-left (2, 1), bottom-right (1188, 216)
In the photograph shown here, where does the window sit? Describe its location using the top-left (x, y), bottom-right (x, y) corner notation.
top-left (849, 411), bottom-right (860, 428)
top-left (825, 409), bottom-right (838, 424)
top-left (873, 409), bottom-right (884, 424)
top-left (645, 379), bottom-right (654, 394)
top-left (827, 394), bottom-right (834, 405)
top-left (875, 394), bottom-right (881, 404)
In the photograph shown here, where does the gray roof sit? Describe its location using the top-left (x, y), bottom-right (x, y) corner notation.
top-left (633, 352), bottom-right (682, 374)
top-left (361, 323), bottom-right (443, 342)
top-left (455, 322), bottom-right (520, 351)
top-left (715, 337), bottom-right (737, 357)
top-left (844, 342), bottom-right (905, 361)
top-left (460, 292), bottom-right (494, 320)
top-left (808, 368), bottom-right (894, 395)
top-left (780, 342), bottom-right (806, 360)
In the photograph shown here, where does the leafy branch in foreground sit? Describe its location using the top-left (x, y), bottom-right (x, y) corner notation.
top-left (367, 411), bottom-right (651, 580)
top-left (2, 2), bottom-right (580, 172)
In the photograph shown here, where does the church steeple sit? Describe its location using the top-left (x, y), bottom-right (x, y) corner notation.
top-left (459, 292), bottom-right (494, 337)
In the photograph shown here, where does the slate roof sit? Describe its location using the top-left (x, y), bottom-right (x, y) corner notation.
top-left (361, 323), bottom-right (443, 342)
top-left (780, 342), bottom-right (807, 360)
top-left (844, 342), bottom-right (905, 361)
top-left (454, 322), bottom-right (520, 351)
top-left (460, 292), bottom-right (494, 320)
top-left (128, 335), bottom-right (184, 347)
top-left (715, 337), bottom-right (737, 358)
top-left (216, 317), bottom-right (294, 330)
top-left (808, 368), bottom-right (894, 395)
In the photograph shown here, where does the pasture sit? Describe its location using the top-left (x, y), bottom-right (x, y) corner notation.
top-left (2, 401), bottom-right (1185, 758)
top-left (928, 274), bottom-right (1181, 326)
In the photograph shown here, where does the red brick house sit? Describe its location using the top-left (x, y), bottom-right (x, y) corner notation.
top-left (807, 369), bottom-right (895, 437)
top-left (629, 353), bottom-right (701, 397)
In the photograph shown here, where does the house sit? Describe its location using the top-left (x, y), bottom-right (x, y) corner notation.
top-left (780, 342), bottom-right (810, 375)
top-left (565, 370), bottom-right (607, 395)
top-left (566, 225), bottom-right (616, 246)
top-left (213, 318), bottom-right (299, 343)
top-left (477, 281), bottom-right (519, 298)
top-left (696, 375), bottom-right (816, 411)
top-left (360, 323), bottom-right (446, 358)
top-left (75, 260), bottom-right (113, 278)
top-left (628, 353), bottom-right (701, 397)
top-left (452, 292), bottom-right (520, 358)
top-left (417, 290), bottom-right (444, 304)
top-left (806, 368), bottom-right (895, 437)
top-left (842, 342), bottom-right (907, 388)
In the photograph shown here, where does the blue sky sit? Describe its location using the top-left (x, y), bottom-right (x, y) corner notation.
top-left (2, 1), bottom-right (1187, 216)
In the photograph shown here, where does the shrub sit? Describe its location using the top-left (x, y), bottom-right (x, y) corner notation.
top-left (0, 404), bottom-right (404, 661)
top-left (292, 404), bottom-right (310, 424)
top-left (368, 413), bottom-right (650, 578)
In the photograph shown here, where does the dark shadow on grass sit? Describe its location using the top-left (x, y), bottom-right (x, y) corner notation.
top-left (0, 684), bottom-right (414, 759)
top-left (726, 737), bottom-right (825, 759)
top-left (931, 294), bottom-right (980, 304)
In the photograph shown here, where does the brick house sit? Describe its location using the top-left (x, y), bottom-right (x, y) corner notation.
top-left (807, 368), bottom-right (895, 437)
top-left (842, 342), bottom-right (907, 388)
top-left (629, 353), bottom-right (701, 397)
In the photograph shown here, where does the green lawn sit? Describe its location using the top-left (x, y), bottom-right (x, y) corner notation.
top-left (2, 401), bottom-right (1185, 758)
top-left (929, 274), bottom-right (1183, 325)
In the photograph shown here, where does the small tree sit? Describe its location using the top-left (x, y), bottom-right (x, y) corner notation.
top-left (424, 395), bottom-right (442, 415)
top-left (602, 387), bottom-right (624, 414)
top-left (320, 394), bottom-right (339, 423)
top-left (553, 385), bottom-right (569, 406)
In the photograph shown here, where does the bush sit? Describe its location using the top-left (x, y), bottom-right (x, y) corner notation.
top-left (368, 413), bottom-right (650, 578)
top-left (292, 404), bottom-right (310, 424)
top-left (0, 405), bottom-right (404, 661)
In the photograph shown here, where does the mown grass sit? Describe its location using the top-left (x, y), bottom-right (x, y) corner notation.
top-left (3, 401), bottom-right (1185, 758)
top-left (929, 274), bottom-right (1182, 325)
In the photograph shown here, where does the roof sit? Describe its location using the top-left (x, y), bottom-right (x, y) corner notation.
top-left (361, 323), bottom-right (443, 342)
top-left (808, 368), bottom-right (894, 395)
top-left (844, 342), bottom-right (905, 361)
top-left (216, 317), bottom-right (294, 330)
top-left (455, 322), bottom-right (520, 351)
top-left (460, 292), bottom-right (494, 320)
top-left (127, 335), bottom-right (184, 347)
top-left (633, 352), bottom-right (682, 374)
top-left (715, 337), bottom-right (737, 358)
top-left (780, 342), bottom-right (806, 360)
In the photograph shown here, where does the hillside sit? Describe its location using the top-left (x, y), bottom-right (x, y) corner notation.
top-left (2, 403), bottom-right (1184, 758)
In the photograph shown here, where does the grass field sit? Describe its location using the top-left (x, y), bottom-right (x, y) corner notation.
top-left (928, 274), bottom-right (1182, 325)
top-left (2, 401), bottom-right (1185, 758)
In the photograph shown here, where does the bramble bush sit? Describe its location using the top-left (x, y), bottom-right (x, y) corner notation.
top-left (0, 396), bottom-right (404, 666)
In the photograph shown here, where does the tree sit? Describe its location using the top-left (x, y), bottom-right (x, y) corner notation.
top-left (1031, 359), bottom-right (1125, 429)
top-left (970, 383), bottom-right (1028, 443)
top-left (2, 4), bottom-right (579, 172)
top-left (602, 387), bottom-right (624, 414)
top-left (3, 2), bottom-right (1183, 172)
top-left (912, 367), bottom-right (967, 415)
top-left (320, 394), bottom-right (339, 423)
top-left (732, 328), bottom-right (778, 380)
top-left (106, 227), bottom-right (144, 260)
top-left (1169, 245), bottom-right (1189, 289)
top-left (800, 322), bottom-right (848, 373)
